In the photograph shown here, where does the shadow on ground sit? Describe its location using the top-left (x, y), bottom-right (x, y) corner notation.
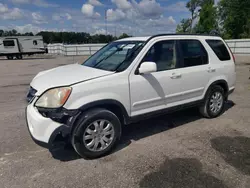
top-left (211, 136), bottom-right (250, 175)
top-left (139, 158), bottom-right (228, 188)
top-left (118, 100), bottom-right (234, 153)
top-left (50, 144), bottom-right (81, 162)
top-left (51, 101), bottom-right (235, 161)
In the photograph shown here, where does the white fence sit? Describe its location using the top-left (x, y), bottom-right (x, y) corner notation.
top-left (226, 39), bottom-right (250, 55)
top-left (47, 43), bottom-right (106, 56)
top-left (48, 39), bottom-right (250, 56)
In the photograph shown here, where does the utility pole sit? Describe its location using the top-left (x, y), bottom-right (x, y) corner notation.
top-left (105, 9), bottom-right (108, 36)
top-left (115, 26), bottom-right (116, 37)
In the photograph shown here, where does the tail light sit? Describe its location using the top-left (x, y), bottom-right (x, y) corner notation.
top-left (229, 48), bottom-right (236, 64)
top-left (227, 45), bottom-right (236, 72)
top-left (226, 44), bottom-right (236, 64)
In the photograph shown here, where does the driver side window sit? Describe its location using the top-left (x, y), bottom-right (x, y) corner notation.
top-left (142, 40), bottom-right (178, 72)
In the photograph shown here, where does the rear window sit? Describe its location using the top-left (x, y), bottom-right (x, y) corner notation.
top-left (3, 40), bottom-right (15, 47)
top-left (206, 40), bottom-right (231, 61)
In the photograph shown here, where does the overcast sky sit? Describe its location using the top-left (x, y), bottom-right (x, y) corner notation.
top-left (0, 0), bottom-right (193, 36)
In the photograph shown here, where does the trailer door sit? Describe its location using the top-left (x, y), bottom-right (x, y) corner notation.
top-left (3, 39), bottom-right (19, 53)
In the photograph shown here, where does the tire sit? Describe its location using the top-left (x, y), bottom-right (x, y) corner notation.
top-left (16, 55), bottom-right (23, 59)
top-left (71, 108), bottom-right (122, 159)
top-left (199, 85), bottom-right (225, 118)
top-left (7, 56), bottom-right (13, 60)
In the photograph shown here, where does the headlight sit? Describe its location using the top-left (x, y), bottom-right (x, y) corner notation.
top-left (35, 87), bottom-right (72, 108)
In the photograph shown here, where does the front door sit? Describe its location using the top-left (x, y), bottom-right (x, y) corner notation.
top-left (129, 39), bottom-right (183, 116)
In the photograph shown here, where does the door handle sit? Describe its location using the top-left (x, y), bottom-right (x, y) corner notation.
top-left (170, 73), bottom-right (182, 79)
top-left (207, 67), bottom-right (216, 73)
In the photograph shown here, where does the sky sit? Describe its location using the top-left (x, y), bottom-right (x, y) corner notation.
top-left (0, 0), bottom-right (193, 36)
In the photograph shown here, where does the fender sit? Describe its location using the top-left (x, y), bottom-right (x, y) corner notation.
top-left (203, 79), bottom-right (229, 101)
top-left (79, 99), bottom-right (127, 112)
top-left (203, 76), bottom-right (229, 97)
top-left (210, 80), bottom-right (228, 92)
top-left (78, 99), bottom-right (130, 124)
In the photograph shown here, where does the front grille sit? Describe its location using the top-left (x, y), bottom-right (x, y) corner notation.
top-left (27, 86), bottom-right (37, 103)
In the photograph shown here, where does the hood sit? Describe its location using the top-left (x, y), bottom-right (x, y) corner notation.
top-left (31, 64), bottom-right (113, 95)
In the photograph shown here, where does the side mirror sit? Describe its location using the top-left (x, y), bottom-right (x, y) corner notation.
top-left (139, 62), bottom-right (157, 74)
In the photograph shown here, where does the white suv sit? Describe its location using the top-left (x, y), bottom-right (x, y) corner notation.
top-left (26, 34), bottom-right (236, 158)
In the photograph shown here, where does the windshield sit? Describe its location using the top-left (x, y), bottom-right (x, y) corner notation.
top-left (82, 41), bottom-right (145, 72)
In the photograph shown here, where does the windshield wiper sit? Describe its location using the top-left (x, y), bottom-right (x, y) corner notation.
top-left (114, 44), bottom-right (144, 72)
top-left (93, 44), bottom-right (129, 69)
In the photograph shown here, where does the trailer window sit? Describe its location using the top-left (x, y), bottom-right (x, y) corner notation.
top-left (3, 40), bottom-right (15, 47)
top-left (33, 40), bottom-right (37, 45)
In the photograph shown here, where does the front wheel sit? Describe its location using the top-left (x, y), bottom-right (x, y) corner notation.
top-left (71, 108), bottom-right (122, 159)
top-left (199, 85), bottom-right (225, 118)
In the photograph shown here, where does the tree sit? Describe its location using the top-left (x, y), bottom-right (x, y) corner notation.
top-left (218, 0), bottom-right (250, 39)
top-left (118, 33), bottom-right (131, 39)
top-left (196, 0), bottom-right (217, 34)
top-left (0, 30), bottom-right (4, 37)
top-left (186, 0), bottom-right (201, 33)
top-left (241, 19), bottom-right (250, 38)
top-left (1, 29), bottom-right (130, 44)
top-left (11, 29), bottom-right (18, 36)
top-left (176, 19), bottom-right (192, 33)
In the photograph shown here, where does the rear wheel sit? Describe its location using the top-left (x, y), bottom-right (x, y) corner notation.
top-left (199, 85), bottom-right (225, 118)
top-left (71, 108), bottom-right (122, 159)
top-left (7, 55), bottom-right (13, 60)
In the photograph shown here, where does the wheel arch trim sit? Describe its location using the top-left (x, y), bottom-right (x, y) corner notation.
top-left (203, 79), bottom-right (229, 101)
top-left (77, 99), bottom-right (130, 124)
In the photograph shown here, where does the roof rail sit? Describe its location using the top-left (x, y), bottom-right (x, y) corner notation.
top-left (152, 33), bottom-right (220, 37)
top-left (144, 33), bottom-right (221, 44)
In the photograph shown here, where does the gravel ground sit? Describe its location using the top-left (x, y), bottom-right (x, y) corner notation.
top-left (0, 55), bottom-right (250, 188)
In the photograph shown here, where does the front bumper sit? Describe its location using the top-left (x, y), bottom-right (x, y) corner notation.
top-left (26, 100), bottom-right (71, 149)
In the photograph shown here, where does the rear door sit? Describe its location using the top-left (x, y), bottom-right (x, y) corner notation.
top-left (3, 39), bottom-right (19, 53)
top-left (166, 39), bottom-right (211, 107)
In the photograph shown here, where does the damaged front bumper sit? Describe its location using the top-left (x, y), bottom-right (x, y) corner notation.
top-left (25, 99), bottom-right (79, 150)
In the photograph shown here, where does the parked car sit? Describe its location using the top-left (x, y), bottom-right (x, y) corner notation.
top-left (26, 34), bottom-right (236, 159)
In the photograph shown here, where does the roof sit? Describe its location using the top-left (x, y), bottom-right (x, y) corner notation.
top-left (116, 36), bottom-right (151, 42)
top-left (116, 34), bottom-right (221, 42)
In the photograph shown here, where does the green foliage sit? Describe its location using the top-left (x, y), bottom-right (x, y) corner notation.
top-left (240, 19), bottom-right (250, 38)
top-left (178, 0), bottom-right (250, 39)
top-left (0, 30), bottom-right (131, 44)
top-left (36, 31), bottom-right (119, 44)
top-left (196, 0), bottom-right (217, 34)
top-left (0, 29), bottom-right (34, 37)
top-left (218, 0), bottom-right (250, 39)
top-left (118, 33), bottom-right (131, 39)
top-left (176, 19), bottom-right (192, 33)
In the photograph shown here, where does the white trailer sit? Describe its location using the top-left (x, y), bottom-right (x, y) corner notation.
top-left (0, 36), bottom-right (48, 59)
